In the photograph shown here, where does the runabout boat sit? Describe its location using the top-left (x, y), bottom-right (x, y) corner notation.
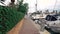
top-left (45, 14), bottom-right (60, 33)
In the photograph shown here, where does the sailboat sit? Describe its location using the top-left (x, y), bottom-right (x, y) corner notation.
top-left (34, 0), bottom-right (60, 33)
top-left (44, 0), bottom-right (60, 33)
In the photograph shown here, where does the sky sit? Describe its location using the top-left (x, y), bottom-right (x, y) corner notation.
top-left (23, 0), bottom-right (60, 13)
top-left (0, 0), bottom-right (60, 13)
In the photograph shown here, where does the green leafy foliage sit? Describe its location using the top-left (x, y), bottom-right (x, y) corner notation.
top-left (18, 3), bottom-right (28, 14)
top-left (0, 0), bottom-right (28, 34)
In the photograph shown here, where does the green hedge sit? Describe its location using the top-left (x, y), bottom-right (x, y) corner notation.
top-left (0, 5), bottom-right (26, 34)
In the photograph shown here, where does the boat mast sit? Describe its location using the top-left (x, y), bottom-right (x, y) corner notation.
top-left (54, 0), bottom-right (57, 10)
top-left (35, 0), bottom-right (37, 12)
top-left (53, 0), bottom-right (57, 14)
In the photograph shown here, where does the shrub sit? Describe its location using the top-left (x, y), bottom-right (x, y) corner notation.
top-left (0, 0), bottom-right (28, 34)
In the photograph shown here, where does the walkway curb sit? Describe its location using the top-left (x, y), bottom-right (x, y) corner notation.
top-left (7, 18), bottom-right (24, 34)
